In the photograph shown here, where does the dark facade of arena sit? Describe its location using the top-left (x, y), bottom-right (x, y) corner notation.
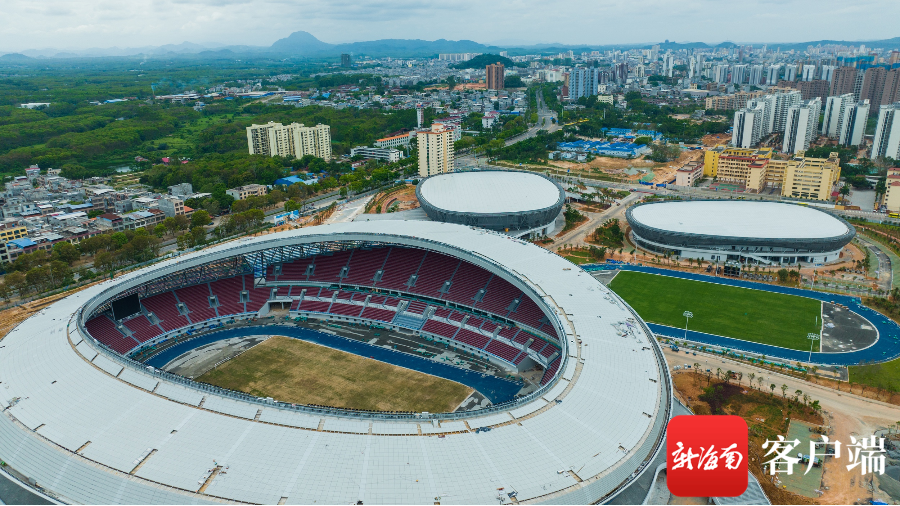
top-left (415, 171), bottom-right (565, 232)
top-left (626, 201), bottom-right (856, 255)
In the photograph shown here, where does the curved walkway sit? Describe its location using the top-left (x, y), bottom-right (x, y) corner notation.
top-left (585, 264), bottom-right (900, 366)
top-left (145, 324), bottom-right (523, 404)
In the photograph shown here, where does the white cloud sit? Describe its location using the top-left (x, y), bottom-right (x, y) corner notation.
top-left (0, 0), bottom-right (897, 52)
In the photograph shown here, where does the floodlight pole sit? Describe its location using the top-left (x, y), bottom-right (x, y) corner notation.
top-left (807, 333), bottom-right (819, 364)
top-left (683, 311), bottom-right (693, 341)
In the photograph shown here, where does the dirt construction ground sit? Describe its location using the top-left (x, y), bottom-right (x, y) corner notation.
top-left (665, 347), bottom-right (900, 504)
top-left (549, 148), bottom-right (703, 184)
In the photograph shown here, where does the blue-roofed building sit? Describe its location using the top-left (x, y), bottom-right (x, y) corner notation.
top-left (8, 238), bottom-right (36, 249)
top-left (600, 128), bottom-right (663, 140)
top-left (274, 175), bottom-right (315, 186)
top-left (557, 140), bottom-right (651, 158)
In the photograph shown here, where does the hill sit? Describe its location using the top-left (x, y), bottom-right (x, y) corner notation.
top-left (451, 53), bottom-right (522, 69)
top-left (0, 53), bottom-right (33, 61)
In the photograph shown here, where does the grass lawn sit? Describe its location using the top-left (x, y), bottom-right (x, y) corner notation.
top-left (850, 359), bottom-right (900, 391)
top-left (608, 271), bottom-right (821, 350)
top-left (196, 335), bottom-right (473, 412)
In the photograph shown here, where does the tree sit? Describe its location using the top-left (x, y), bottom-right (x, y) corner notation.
top-left (173, 214), bottom-right (190, 233)
top-left (153, 224), bottom-right (166, 238)
top-left (51, 241), bottom-right (80, 264)
top-left (838, 185), bottom-right (850, 204)
top-left (794, 389), bottom-right (803, 403)
top-left (5, 271), bottom-right (26, 297)
top-left (781, 384), bottom-right (788, 398)
top-left (769, 383), bottom-right (776, 396)
top-left (191, 210), bottom-right (210, 228)
top-left (748, 372), bottom-right (756, 388)
top-left (190, 226), bottom-right (206, 246)
top-left (163, 217), bottom-right (179, 237)
top-left (757, 376), bottom-right (764, 390)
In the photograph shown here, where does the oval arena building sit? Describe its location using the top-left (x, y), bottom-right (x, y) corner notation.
top-left (626, 200), bottom-right (856, 265)
top-left (416, 170), bottom-right (565, 238)
top-left (0, 221), bottom-right (670, 505)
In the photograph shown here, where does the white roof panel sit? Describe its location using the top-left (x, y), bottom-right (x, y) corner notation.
top-left (630, 200), bottom-right (849, 239)
top-left (419, 171), bottom-right (561, 214)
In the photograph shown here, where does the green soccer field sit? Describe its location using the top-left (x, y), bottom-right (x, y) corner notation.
top-left (607, 271), bottom-right (822, 351)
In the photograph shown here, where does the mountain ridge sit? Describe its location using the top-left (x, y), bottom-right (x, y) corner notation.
top-left (2, 31), bottom-right (899, 60)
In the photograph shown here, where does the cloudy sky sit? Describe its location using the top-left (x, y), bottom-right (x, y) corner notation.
top-left (1, 0), bottom-right (898, 51)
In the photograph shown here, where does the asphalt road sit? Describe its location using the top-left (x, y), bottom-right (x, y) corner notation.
top-left (552, 192), bottom-right (640, 251)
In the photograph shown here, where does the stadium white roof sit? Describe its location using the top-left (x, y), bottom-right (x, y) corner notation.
top-left (0, 221), bottom-right (669, 505)
top-left (418, 171), bottom-right (562, 214)
top-left (630, 201), bottom-right (850, 239)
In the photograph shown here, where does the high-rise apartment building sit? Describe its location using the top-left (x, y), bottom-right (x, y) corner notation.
top-left (732, 105), bottom-right (765, 148)
top-left (731, 64), bottom-right (748, 84)
top-left (749, 65), bottom-right (764, 86)
top-left (860, 67), bottom-right (887, 111)
top-left (838, 100), bottom-right (870, 146)
top-left (340, 54), bottom-right (351, 67)
top-left (830, 66), bottom-right (858, 97)
top-left (784, 64), bottom-right (798, 82)
top-left (771, 90), bottom-right (802, 132)
top-left (873, 103), bottom-right (900, 160)
top-left (822, 94), bottom-right (855, 138)
top-left (882, 69), bottom-right (900, 106)
top-left (800, 65), bottom-right (816, 82)
top-left (714, 64), bottom-right (730, 84)
top-left (650, 44), bottom-right (660, 62)
top-left (417, 124), bottom-right (455, 177)
top-left (486, 63), bottom-right (505, 90)
top-left (569, 67), bottom-right (600, 101)
top-left (246, 122), bottom-right (332, 160)
top-left (664, 53), bottom-right (675, 78)
top-left (782, 98), bottom-right (821, 154)
top-left (821, 65), bottom-right (836, 82)
top-left (766, 65), bottom-right (782, 85)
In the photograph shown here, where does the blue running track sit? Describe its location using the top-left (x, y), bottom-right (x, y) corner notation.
top-left (145, 325), bottom-right (522, 404)
top-left (585, 264), bottom-right (900, 366)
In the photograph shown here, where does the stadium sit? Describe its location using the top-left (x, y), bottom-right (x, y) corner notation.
top-left (626, 200), bottom-right (856, 265)
top-left (415, 170), bottom-right (565, 237)
top-left (0, 221), bottom-right (671, 504)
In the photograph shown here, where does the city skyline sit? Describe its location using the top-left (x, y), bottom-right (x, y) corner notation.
top-left (2, 0), bottom-right (899, 54)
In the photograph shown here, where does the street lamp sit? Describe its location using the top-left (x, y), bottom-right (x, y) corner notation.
top-left (683, 311), bottom-right (693, 341)
top-left (807, 333), bottom-right (820, 364)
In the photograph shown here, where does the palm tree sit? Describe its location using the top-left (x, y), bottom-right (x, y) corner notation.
top-left (769, 383), bottom-right (776, 396)
top-left (781, 384), bottom-right (788, 398)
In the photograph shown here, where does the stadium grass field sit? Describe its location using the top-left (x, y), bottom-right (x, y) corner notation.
top-left (197, 335), bottom-right (473, 412)
top-left (608, 271), bottom-right (822, 351)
